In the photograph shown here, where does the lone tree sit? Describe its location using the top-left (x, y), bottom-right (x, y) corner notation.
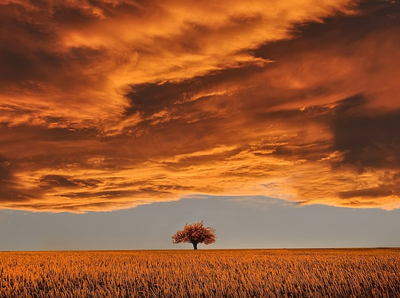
top-left (172, 221), bottom-right (216, 250)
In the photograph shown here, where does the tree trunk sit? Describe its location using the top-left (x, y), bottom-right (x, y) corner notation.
top-left (192, 242), bottom-right (198, 250)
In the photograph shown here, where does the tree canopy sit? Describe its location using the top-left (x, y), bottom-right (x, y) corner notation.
top-left (172, 221), bottom-right (216, 250)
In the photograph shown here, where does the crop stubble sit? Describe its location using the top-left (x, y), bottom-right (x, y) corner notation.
top-left (0, 249), bottom-right (399, 297)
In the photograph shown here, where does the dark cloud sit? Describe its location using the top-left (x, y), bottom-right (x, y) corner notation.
top-left (0, 156), bottom-right (13, 182)
top-left (0, 155), bottom-right (37, 203)
top-left (39, 175), bottom-right (101, 189)
top-left (339, 186), bottom-right (397, 199)
top-left (333, 95), bottom-right (400, 169)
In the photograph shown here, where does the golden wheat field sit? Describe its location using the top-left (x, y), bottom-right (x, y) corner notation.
top-left (0, 249), bottom-right (399, 297)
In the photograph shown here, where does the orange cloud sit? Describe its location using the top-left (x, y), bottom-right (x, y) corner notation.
top-left (2, 0), bottom-right (400, 212)
top-left (0, 0), bottom-right (356, 127)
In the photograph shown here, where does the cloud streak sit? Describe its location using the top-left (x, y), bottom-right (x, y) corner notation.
top-left (1, 0), bottom-right (400, 212)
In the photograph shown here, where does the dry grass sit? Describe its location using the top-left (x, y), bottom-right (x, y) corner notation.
top-left (0, 248), bottom-right (399, 297)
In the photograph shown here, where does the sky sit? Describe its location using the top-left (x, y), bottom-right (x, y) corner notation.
top-left (1, 0), bottom-right (400, 250)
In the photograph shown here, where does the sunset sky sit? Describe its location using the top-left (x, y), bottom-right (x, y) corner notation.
top-left (1, 0), bottom-right (400, 250)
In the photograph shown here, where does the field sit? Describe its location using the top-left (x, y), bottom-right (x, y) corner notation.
top-left (0, 249), bottom-right (399, 297)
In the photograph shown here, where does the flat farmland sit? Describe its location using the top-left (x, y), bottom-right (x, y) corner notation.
top-left (0, 249), bottom-right (399, 297)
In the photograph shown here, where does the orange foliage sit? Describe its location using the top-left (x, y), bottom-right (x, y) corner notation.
top-left (172, 221), bottom-right (216, 249)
